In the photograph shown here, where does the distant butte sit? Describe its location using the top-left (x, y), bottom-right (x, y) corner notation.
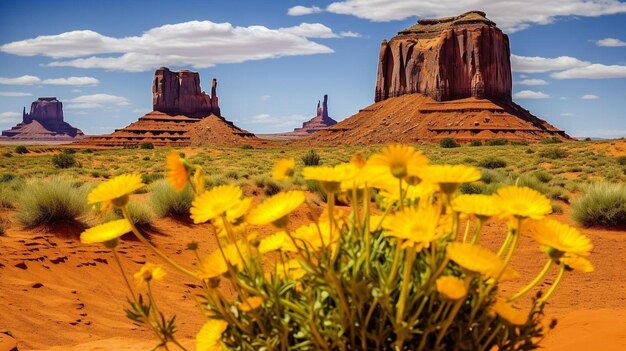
top-left (305, 11), bottom-right (571, 145)
top-left (1, 97), bottom-right (84, 140)
top-left (80, 67), bottom-right (258, 147)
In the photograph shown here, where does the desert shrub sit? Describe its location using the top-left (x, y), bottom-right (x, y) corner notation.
top-left (225, 170), bottom-right (239, 180)
top-left (0, 218), bottom-right (6, 236)
top-left (143, 156), bottom-right (151, 161)
top-left (140, 142), bottom-right (155, 149)
top-left (82, 148), bottom-right (94, 154)
top-left (617, 156), bottom-right (626, 166)
top-left (516, 175), bottom-right (551, 197)
top-left (571, 182), bottom-right (626, 227)
top-left (469, 140), bottom-right (482, 146)
top-left (479, 157), bottom-right (507, 169)
top-left (511, 140), bottom-right (529, 146)
top-left (525, 148), bottom-right (535, 154)
top-left (540, 137), bottom-right (562, 144)
top-left (0, 173), bottom-right (20, 183)
top-left (480, 168), bottom-right (507, 184)
top-left (306, 179), bottom-right (327, 202)
top-left (52, 153), bottom-right (76, 168)
top-left (3, 152), bottom-right (13, 158)
top-left (150, 180), bottom-right (194, 217)
top-left (459, 182), bottom-right (482, 194)
top-left (15, 177), bottom-right (89, 227)
top-left (301, 149), bottom-right (321, 166)
top-left (439, 137), bottom-right (460, 148)
top-left (539, 148), bottom-right (567, 160)
top-left (106, 202), bottom-right (154, 229)
top-left (263, 180), bottom-right (283, 196)
top-left (486, 138), bottom-right (508, 146)
top-left (241, 144), bottom-right (254, 150)
top-left (63, 148), bottom-right (77, 154)
top-left (15, 145), bottom-right (28, 154)
top-left (551, 202), bottom-right (564, 214)
top-left (141, 173), bottom-right (164, 184)
top-left (533, 171), bottom-right (553, 183)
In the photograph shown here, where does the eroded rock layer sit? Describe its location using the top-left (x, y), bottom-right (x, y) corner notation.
top-left (375, 11), bottom-right (512, 102)
top-left (291, 94), bottom-right (337, 135)
top-left (1, 97), bottom-right (84, 140)
top-left (153, 67), bottom-right (221, 117)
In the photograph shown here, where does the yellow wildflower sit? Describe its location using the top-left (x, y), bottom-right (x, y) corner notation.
top-left (270, 259), bottom-right (307, 281)
top-left (247, 191), bottom-right (306, 228)
top-left (87, 174), bottom-right (144, 208)
top-left (302, 163), bottom-right (358, 193)
top-left (367, 144), bottom-right (429, 179)
top-left (80, 219), bottom-right (132, 244)
top-left (272, 158), bottom-right (295, 180)
top-left (436, 276), bottom-right (467, 300)
top-left (293, 221), bottom-right (339, 251)
top-left (446, 243), bottom-right (504, 278)
top-left (259, 231), bottom-right (297, 253)
top-left (190, 185), bottom-right (246, 224)
top-left (238, 296), bottom-right (264, 312)
top-left (166, 151), bottom-right (189, 191)
top-left (196, 318), bottom-right (228, 351)
top-left (134, 263), bottom-right (166, 284)
top-left (451, 194), bottom-right (500, 221)
top-left (193, 166), bottom-right (206, 195)
top-left (419, 164), bottom-right (481, 195)
top-left (383, 206), bottom-right (442, 250)
top-left (527, 218), bottom-right (593, 258)
top-left (199, 242), bottom-right (248, 279)
top-left (492, 300), bottom-right (528, 325)
top-left (560, 255), bottom-right (594, 273)
top-left (494, 186), bottom-right (552, 220)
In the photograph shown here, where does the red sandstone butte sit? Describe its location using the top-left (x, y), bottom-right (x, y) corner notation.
top-left (1, 97), bottom-right (84, 140)
top-left (375, 11), bottom-right (511, 103)
top-left (291, 94), bottom-right (337, 135)
top-left (153, 67), bottom-right (221, 117)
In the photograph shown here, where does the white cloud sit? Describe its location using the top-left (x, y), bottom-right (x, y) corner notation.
top-left (339, 31), bottom-right (362, 38)
top-left (323, 0), bottom-right (626, 32)
top-left (0, 111), bottom-right (21, 124)
top-left (550, 64), bottom-right (626, 79)
top-left (0, 92), bottom-right (32, 97)
top-left (519, 74), bottom-right (528, 79)
top-left (560, 112), bottom-right (574, 116)
top-left (511, 55), bottom-right (589, 73)
top-left (0, 75), bottom-right (99, 86)
top-left (581, 94), bottom-right (599, 100)
top-left (279, 23), bottom-right (338, 38)
top-left (260, 95), bottom-right (272, 101)
top-left (71, 89), bottom-right (82, 93)
top-left (517, 78), bottom-right (548, 86)
top-left (0, 21), bottom-right (334, 72)
top-left (132, 108), bottom-right (149, 114)
top-left (513, 90), bottom-right (550, 99)
top-left (559, 97), bottom-right (568, 100)
top-left (0, 75), bottom-right (41, 85)
top-left (596, 38), bottom-right (626, 47)
top-left (287, 6), bottom-right (323, 16)
top-left (65, 94), bottom-right (130, 109)
top-left (246, 113), bottom-right (308, 131)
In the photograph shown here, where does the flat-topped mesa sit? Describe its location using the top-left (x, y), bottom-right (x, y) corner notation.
top-left (1, 97), bottom-right (83, 139)
top-left (152, 67), bottom-right (221, 117)
top-left (292, 94), bottom-right (337, 134)
top-left (375, 11), bottom-right (512, 102)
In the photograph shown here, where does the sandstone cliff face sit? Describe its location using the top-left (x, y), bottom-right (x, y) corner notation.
top-left (375, 11), bottom-right (512, 102)
top-left (152, 67), bottom-right (220, 117)
top-left (1, 97), bottom-right (83, 139)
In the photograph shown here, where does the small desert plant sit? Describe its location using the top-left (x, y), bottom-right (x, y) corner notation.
top-left (106, 202), bottom-right (154, 229)
top-left (3, 152), bottom-right (13, 158)
top-left (479, 157), bottom-right (507, 169)
top-left (539, 148), bottom-right (567, 160)
top-left (140, 142), bottom-right (155, 149)
top-left (617, 156), bottom-right (626, 166)
top-left (439, 137), bottom-right (460, 148)
top-left (150, 180), bottom-right (194, 217)
top-left (571, 182), bottom-right (626, 227)
top-left (15, 145), bottom-right (28, 154)
top-left (63, 148), bottom-right (77, 154)
top-left (486, 138), bottom-right (508, 146)
top-left (480, 168), bottom-right (507, 184)
top-left (0, 218), bottom-right (6, 236)
top-left (241, 144), bottom-right (254, 150)
top-left (469, 140), bottom-right (482, 146)
top-left (263, 179), bottom-right (282, 196)
top-left (301, 149), bottom-right (321, 166)
top-left (459, 182), bottom-right (482, 194)
top-left (533, 171), bottom-right (553, 183)
top-left (526, 148), bottom-right (535, 154)
top-left (15, 177), bottom-right (89, 227)
top-left (510, 140), bottom-right (529, 146)
top-left (52, 153), bottom-right (77, 168)
top-left (540, 137), bottom-right (562, 144)
top-left (141, 173), bottom-right (164, 185)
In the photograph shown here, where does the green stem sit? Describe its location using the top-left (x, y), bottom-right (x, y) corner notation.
top-left (112, 249), bottom-right (136, 302)
top-left (536, 264), bottom-right (566, 307)
top-left (497, 230), bottom-right (513, 257)
top-left (396, 246), bottom-right (416, 324)
top-left (386, 242), bottom-right (403, 290)
top-left (462, 219), bottom-right (471, 243)
top-left (509, 259), bottom-right (553, 302)
top-left (122, 207), bottom-right (198, 279)
top-left (496, 219), bottom-right (521, 283)
top-left (470, 219), bottom-right (483, 245)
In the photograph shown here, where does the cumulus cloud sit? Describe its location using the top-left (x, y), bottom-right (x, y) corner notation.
top-left (0, 75), bottom-right (99, 86)
top-left (65, 94), bottom-right (130, 109)
top-left (0, 92), bottom-right (32, 97)
top-left (0, 111), bottom-right (21, 124)
top-left (323, 0), bottom-right (626, 32)
top-left (287, 6), bottom-right (323, 16)
top-left (245, 113), bottom-right (308, 131)
top-left (550, 64), bottom-right (626, 79)
top-left (513, 90), bottom-right (550, 99)
top-left (517, 78), bottom-right (548, 86)
top-left (260, 95), bottom-right (272, 101)
top-left (581, 94), bottom-right (599, 100)
top-left (0, 20), bottom-right (335, 72)
top-left (511, 55), bottom-right (589, 73)
top-left (560, 112), bottom-right (574, 116)
top-left (596, 38), bottom-right (626, 47)
top-left (339, 31), bottom-right (362, 38)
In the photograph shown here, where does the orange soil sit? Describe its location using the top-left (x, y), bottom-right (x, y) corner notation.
top-left (1, 203), bottom-right (625, 350)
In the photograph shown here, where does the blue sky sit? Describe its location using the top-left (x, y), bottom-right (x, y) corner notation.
top-left (0, 0), bottom-right (625, 138)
